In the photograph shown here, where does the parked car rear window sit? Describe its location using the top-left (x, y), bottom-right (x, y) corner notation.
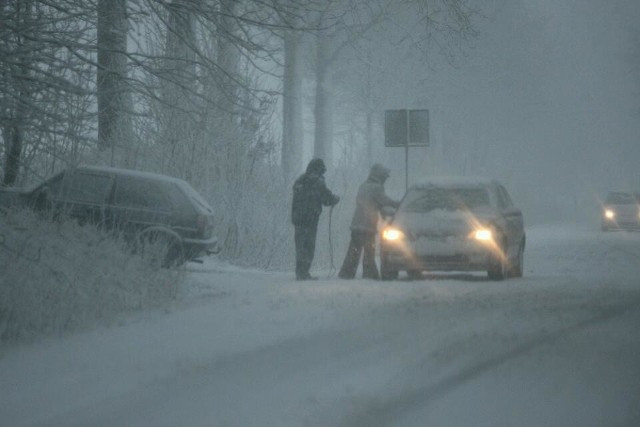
top-left (402, 187), bottom-right (491, 213)
top-left (177, 181), bottom-right (213, 213)
top-left (114, 177), bottom-right (173, 211)
top-left (65, 172), bottom-right (112, 203)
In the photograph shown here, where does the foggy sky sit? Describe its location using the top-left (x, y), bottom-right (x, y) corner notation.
top-left (369, 0), bottom-right (640, 224)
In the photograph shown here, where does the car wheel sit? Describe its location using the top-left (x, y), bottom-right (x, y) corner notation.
top-left (380, 253), bottom-right (399, 281)
top-left (510, 241), bottom-right (525, 278)
top-left (381, 268), bottom-right (399, 281)
top-left (487, 238), bottom-right (507, 281)
top-left (136, 231), bottom-right (185, 268)
top-left (407, 269), bottom-right (423, 280)
top-left (380, 251), bottom-right (398, 280)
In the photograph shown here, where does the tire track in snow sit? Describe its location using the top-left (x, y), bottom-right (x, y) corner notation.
top-left (339, 297), bottom-right (640, 427)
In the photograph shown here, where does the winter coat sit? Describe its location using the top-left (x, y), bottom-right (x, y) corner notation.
top-left (291, 159), bottom-right (340, 227)
top-left (350, 164), bottom-right (399, 233)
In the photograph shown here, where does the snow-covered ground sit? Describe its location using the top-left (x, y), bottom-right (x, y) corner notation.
top-left (1, 224), bottom-right (639, 426)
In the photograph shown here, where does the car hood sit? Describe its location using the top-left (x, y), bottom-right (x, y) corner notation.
top-left (391, 207), bottom-right (499, 238)
top-left (606, 204), bottom-right (638, 216)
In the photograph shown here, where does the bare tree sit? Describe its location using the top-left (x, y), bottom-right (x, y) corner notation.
top-left (97, 0), bottom-right (134, 159)
top-left (1, 0), bottom-right (95, 185)
top-left (1, 0), bottom-right (35, 185)
top-left (307, 0), bottom-right (476, 168)
top-left (281, 19), bottom-right (305, 181)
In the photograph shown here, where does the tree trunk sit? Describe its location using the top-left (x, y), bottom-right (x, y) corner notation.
top-left (2, 0), bottom-right (32, 186)
top-left (160, 0), bottom-right (196, 176)
top-left (281, 30), bottom-right (303, 181)
top-left (97, 0), bottom-right (130, 153)
top-left (217, 0), bottom-right (240, 117)
top-left (313, 35), bottom-right (333, 167)
top-left (216, 0), bottom-right (242, 183)
top-left (3, 123), bottom-right (22, 186)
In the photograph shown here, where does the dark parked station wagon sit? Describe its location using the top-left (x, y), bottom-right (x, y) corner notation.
top-left (0, 165), bottom-right (219, 266)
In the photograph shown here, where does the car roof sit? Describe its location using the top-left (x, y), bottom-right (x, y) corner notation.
top-left (75, 165), bottom-right (187, 186)
top-left (606, 191), bottom-right (634, 196)
top-left (74, 165), bottom-right (213, 212)
top-left (410, 176), bottom-right (498, 190)
top-left (605, 191), bottom-right (639, 202)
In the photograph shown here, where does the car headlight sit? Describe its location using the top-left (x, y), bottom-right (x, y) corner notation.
top-left (471, 228), bottom-right (493, 241)
top-left (604, 209), bottom-right (615, 220)
top-left (382, 227), bottom-right (404, 241)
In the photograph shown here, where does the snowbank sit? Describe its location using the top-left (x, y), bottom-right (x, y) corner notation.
top-left (0, 208), bottom-right (182, 343)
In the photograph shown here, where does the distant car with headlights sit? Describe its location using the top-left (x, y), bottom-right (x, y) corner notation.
top-left (380, 178), bottom-right (525, 281)
top-left (601, 191), bottom-right (640, 231)
top-left (0, 165), bottom-right (219, 266)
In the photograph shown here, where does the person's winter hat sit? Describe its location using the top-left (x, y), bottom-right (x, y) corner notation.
top-left (306, 158), bottom-right (327, 174)
top-left (369, 163), bottom-right (390, 180)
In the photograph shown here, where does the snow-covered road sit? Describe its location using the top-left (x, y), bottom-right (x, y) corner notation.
top-left (1, 225), bottom-right (640, 426)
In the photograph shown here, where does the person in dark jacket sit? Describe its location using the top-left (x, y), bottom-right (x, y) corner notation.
top-left (338, 163), bottom-right (399, 280)
top-left (291, 158), bottom-right (340, 280)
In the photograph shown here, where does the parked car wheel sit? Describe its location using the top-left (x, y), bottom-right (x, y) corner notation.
top-left (136, 229), bottom-right (185, 268)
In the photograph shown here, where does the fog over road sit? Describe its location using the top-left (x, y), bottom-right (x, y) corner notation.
top-left (1, 225), bottom-right (639, 427)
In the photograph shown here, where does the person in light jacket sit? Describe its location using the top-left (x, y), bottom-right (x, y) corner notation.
top-left (338, 163), bottom-right (399, 279)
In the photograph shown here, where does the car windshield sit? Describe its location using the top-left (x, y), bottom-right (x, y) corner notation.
top-left (605, 192), bottom-right (636, 204)
top-left (401, 187), bottom-right (491, 213)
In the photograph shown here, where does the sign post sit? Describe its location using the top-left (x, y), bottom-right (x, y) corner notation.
top-left (384, 109), bottom-right (429, 191)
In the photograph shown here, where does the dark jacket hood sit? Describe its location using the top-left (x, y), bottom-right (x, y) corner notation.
top-left (306, 158), bottom-right (326, 175)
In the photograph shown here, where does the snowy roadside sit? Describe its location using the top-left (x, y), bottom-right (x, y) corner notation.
top-left (0, 224), bottom-right (639, 426)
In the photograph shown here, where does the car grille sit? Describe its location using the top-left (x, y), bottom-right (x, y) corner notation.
top-left (419, 254), bottom-right (469, 264)
top-left (617, 221), bottom-right (640, 228)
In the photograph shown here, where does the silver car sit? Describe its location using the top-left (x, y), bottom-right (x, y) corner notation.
top-left (601, 191), bottom-right (640, 231)
top-left (380, 178), bottom-right (525, 281)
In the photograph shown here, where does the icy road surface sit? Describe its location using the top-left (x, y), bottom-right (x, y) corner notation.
top-left (1, 225), bottom-right (639, 426)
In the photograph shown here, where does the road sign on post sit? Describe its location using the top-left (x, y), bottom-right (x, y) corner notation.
top-left (384, 110), bottom-right (408, 147)
top-left (384, 109), bottom-right (429, 191)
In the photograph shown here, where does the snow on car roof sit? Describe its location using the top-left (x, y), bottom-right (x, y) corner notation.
top-left (410, 176), bottom-right (498, 189)
top-left (76, 165), bottom-right (188, 185)
top-left (606, 191), bottom-right (636, 197)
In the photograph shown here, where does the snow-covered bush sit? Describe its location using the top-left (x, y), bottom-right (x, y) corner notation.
top-left (0, 208), bottom-right (182, 343)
